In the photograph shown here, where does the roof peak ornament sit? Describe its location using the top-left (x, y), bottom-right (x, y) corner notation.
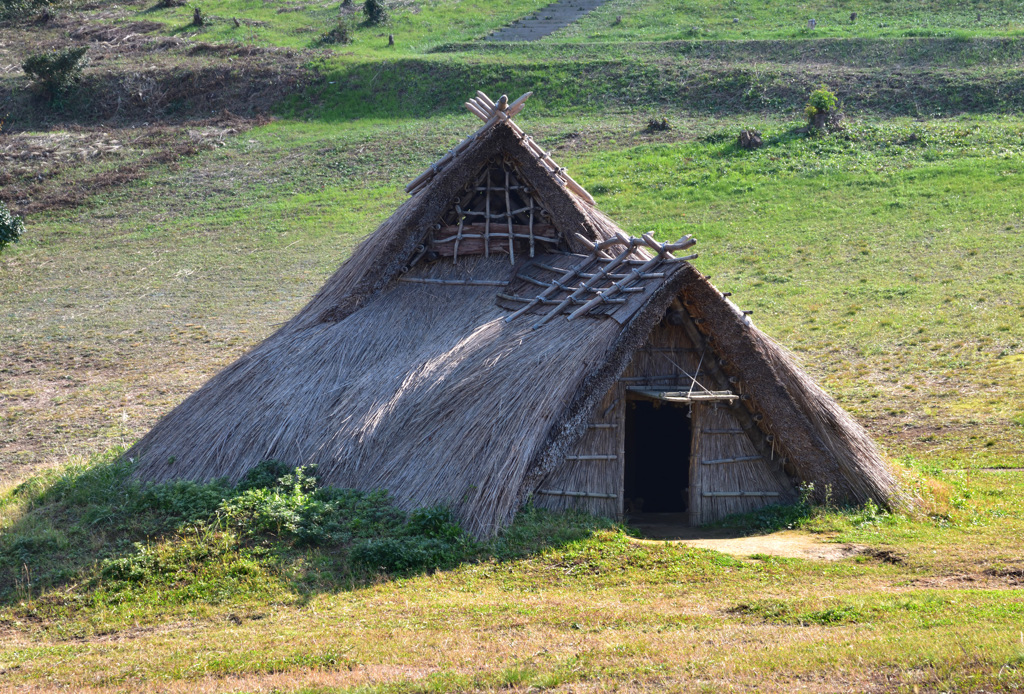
top-left (405, 90), bottom-right (595, 206)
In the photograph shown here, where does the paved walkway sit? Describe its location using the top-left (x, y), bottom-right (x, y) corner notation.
top-left (485, 0), bottom-right (611, 42)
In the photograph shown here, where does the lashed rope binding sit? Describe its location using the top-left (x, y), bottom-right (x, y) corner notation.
top-left (405, 90), bottom-right (596, 206)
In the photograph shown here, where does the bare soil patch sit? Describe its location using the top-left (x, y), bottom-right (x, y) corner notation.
top-left (0, 115), bottom-right (265, 215)
top-left (912, 567), bottom-right (1024, 590)
top-left (628, 518), bottom-right (866, 561)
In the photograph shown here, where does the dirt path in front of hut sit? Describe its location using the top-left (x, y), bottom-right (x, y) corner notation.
top-left (628, 522), bottom-right (867, 561)
top-left (486, 0), bottom-right (610, 42)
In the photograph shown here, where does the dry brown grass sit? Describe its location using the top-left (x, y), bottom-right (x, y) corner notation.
top-left (1, 571), bottom-right (1020, 693)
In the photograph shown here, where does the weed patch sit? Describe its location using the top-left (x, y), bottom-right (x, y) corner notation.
top-left (0, 453), bottom-right (617, 621)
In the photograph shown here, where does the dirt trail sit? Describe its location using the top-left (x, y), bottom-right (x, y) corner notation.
top-left (628, 516), bottom-right (865, 560)
top-left (486, 0), bottom-right (609, 42)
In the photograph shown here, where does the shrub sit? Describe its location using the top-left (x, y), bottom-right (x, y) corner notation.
top-left (351, 505), bottom-right (474, 573)
top-left (351, 535), bottom-right (466, 573)
top-left (22, 46), bottom-right (88, 101)
top-left (645, 117), bottom-right (670, 132)
top-left (218, 463), bottom-right (409, 546)
top-left (804, 84), bottom-right (843, 133)
top-left (406, 505), bottom-right (463, 541)
top-left (319, 18), bottom-right (354, 45)
top-left (0, 201), bottom-right (25, 255)
top-left (0, 0), bottom-right (51, 20)
top-left (805, 85), bottom-right (838, 117)
top-left (362, 0), bottom-right (387, 25)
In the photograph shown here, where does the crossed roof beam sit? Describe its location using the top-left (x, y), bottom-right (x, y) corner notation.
top-left (506, 230), bottom-right (698, 328)
top-left (406, 90), bottom-right (595, 206)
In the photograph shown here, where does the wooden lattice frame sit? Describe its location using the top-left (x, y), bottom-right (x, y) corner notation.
top-left (505, 232), bottom-right (698, 328)
top-left (430, 160), bottom-right (563, 264)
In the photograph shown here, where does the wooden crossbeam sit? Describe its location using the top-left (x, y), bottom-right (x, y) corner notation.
top-left (566, 233), bottom-right (696, 321)
top-left (532, 232), bottom-right (638, 329)
top-left (497, 292), bottom-right (626, 307)
top-left (701, 455), bottom-right (763, 465)
top-left (537, 489), bottom-right (617, 499)
top-left (504, 253), bottom-right (595, 323)
top-left (626, 387), bottom-right (738, 403)
top-left (702, 491), bottom-right (781, 498)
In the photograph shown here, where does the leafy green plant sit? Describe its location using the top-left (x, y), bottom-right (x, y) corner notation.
top-left (805, 85), bottom-right (838, 117)
top-left (350, 505), bottom-right (475, 573)
top-left (362, 0), bottom-right (388, 26)
top-left (0, 201), bottom-right (25, 255)
top-left (645, 117), bottom-right (671, 132)
top-left (804, 84), bottom-right (843, 132)
top-left (21, 46), bottom-right (88, 101)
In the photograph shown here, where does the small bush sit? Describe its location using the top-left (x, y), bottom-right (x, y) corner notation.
top-left (806, 85), bottom-right (838, 116)
top-left (406, 505), bottom-right (463, 541)
top-left (319, 18), bottom-right (354, 45)
top-left (804, 84), bottom-right (843, 133)
top-left (22, 46), bottom-right (88, 101)
top-left (351, 536), bottom-right (466, 573)
top-left (0, 0), bottom-right (51, 20)
top-left (0, 200), bottom-right (25, 255)
top-left (362, 0), bottom-right (388, 25)
top-left (645, 117), bottom-right (670, 132)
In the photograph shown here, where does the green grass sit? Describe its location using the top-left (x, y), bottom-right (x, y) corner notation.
top-left (555, 0), bottom-right (1024, 41)
top-left (99, 0), bottom-right (1024, 51)
top-left (272, 53), bottom-right (1024, 122)
top-left (0, 451), bottom-right (1022, 690)
top-left (6, 113), bottom-right (1021, 471)
top-left (112, 0), bottom-right (556, 55)
top-left (0, 451), bottom-right (614, 628)
top-left (3, 0), bottom-right (1024, 688)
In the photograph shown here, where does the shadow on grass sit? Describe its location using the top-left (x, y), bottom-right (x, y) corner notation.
top-left (0, 450), bottom-right (617, 615)
top-left (276, 54), bottom-right (1024, 124)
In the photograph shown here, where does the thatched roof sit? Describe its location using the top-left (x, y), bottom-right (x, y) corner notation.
top-left (128, 95), bottom-right (904, 536)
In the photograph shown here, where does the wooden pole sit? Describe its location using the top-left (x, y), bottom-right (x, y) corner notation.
top-left (533, 236), bottom-right (638, 328)
top-left (504, 257), bottom-right (593, 322)
top-left (505, 169), bottom-right (515, 265)
top-left (453, 205), bottom-right (465, 263)
top-left (484, 170), bottom-right (491, 258)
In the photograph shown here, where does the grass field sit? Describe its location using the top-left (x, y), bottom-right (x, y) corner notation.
top-left (1, 0), bottom-right (1024, 690)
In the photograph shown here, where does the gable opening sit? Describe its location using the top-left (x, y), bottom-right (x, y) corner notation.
top-left (429, 160), bottom-right (567, 263)
top-left (623, 398), bottom-right (692, 516)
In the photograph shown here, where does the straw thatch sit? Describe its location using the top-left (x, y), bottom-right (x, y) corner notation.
top-left (128, 107), bottom-right (905, 536)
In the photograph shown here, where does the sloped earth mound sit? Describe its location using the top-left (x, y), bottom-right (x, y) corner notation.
top-left (0, 115), bottom-right (264, 215)
top-left (0, 55), bottom-right (310, 129)
top-left (0, 19), bottom-right (311, 213)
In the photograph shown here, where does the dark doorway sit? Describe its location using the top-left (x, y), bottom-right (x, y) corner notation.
top-left (623, 399), bottom-right (692, 514)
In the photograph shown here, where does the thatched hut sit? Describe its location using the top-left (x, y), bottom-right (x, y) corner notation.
top-left (129, 92), bottom-right (904, 537)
